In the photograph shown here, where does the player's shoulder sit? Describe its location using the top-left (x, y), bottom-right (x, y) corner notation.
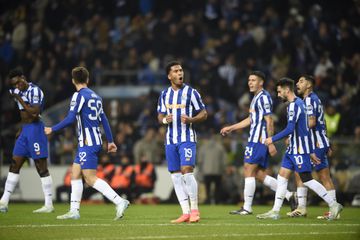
top-left (29, 82), bottom-right (43, 92)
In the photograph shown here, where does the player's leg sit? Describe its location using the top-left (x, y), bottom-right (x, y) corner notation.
top-left (79, 148), bottom-right (129, 220)
top-left (0, 155), bottom-right (26, 212)
top-left (257, 168), bottom-right (296, 209)
top-left (287, 172), bottom-right (307, 217)
top-left (33, 158), bottom-right (54, 213)
top-left (230, 143), bottom-right (259, 215)
top-left (179, 142), bottom-right (199, 223)
top-left (316, 167), bottom-right (338, 219)
top-left (257, 153), bottom-right (294, 219)
top-left (57, 163), bottom-right (82, 220)
top-left (28, 122), bottom-right (54, 213)
top-left (297, 154), bottom-right (342, 220)
top-left (167, 144), bottom-right (190, 223)
top-left (315, 148), bottom-right (338, 219)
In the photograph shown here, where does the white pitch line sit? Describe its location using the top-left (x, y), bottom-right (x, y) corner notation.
top-left (0, 223), bottom-right (359, 228)
top-left (59, 231), bottom-right (358, 240)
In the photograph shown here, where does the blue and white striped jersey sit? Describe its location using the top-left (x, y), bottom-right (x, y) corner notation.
top-left (69, 88), bottom-right (104, 148)
top-left (304, 92), bottom-right (330, 149)
top-left (248, 90), bottom-right (273, 143)
top-left (286, 97), bottom-right (312, 154)
top-left (15, 83), bottom-right (45, 112)
top-left (157, 84), bottom-right (206, 145)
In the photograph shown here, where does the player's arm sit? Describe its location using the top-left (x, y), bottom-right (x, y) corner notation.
top-left (45, 111), bottom-right (77, 135)
top-left (220, 116), bottom-right (251, 136)
top-left (45, 92), bottom-right (80, 135)
top-left (264, 115), bottom-right (277, 156)
top-left (306, 97), bottom-right (316, 129)
top-left (158, 113), bottom-right (173, 124)
top-left (100, 111), bottom-right (117, 153)
top-left (308, 115), bottom-right (316, 128)
top-left (181, 109), bottom-right (207, 124)
top-left (10, 90), bottom-right (40, 117)
top-left (181, 88), bottom-right (207, 124)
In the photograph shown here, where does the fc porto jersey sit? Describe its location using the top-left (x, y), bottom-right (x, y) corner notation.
top-left (69, 88), bottom-right (103, 148)
top-left (304, 92), bottom-right (330, 149)
top-left (157, 84), bottom-right (205, 145)
top-left (248, 89), bottom-right (273, 143)
top-left (286, 97), bottom-right (312, 154)
top-left (15, 82), bottom-right (45, 112)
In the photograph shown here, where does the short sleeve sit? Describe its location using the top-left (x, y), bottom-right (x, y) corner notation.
top-left (157, 91), bottom-right (167, 114)
top-left (305, 97), bottom-right (316, 117)
top-left (191, 89), bottom-right (205, 111)
top-left (260, 95), bottom-right (272, 116)
top-left (288, 102), bottom-right (300, 123)
top-left (69, 92), bottom-right (85, 113)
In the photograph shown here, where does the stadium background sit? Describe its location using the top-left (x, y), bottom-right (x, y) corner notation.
top-left (0, 0), bottom-right (359, 206)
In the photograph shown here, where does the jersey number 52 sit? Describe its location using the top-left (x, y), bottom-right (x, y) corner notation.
top-left (88, 99), bottom-right (102, 120)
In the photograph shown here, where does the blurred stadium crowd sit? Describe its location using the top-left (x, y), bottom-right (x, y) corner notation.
top-left (0, 0), bottom-right (359, 205)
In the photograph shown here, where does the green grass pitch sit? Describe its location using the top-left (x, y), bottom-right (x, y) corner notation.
top-left (0, 203), bottom-right (359, 240)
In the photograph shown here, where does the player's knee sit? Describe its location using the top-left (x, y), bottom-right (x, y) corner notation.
top-left (9, 159), bottom-right (21, 173)
top-left (299, 172), bottom-right (313, 183)
top-left (38, 169), bottom-right (49, 177)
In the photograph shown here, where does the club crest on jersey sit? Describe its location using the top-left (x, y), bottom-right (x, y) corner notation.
top-left (70, 100), bottom-right (77, 108)
top-left (264, 103), bottom-right (270, 110)
top-left (307, 105), bottom-right (313, 113)
top-left (289, 110), bottom-right (294, 117)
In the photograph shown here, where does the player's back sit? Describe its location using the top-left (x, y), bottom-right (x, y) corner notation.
top-left (305, 92), bottom-right (329, 149)
top-left (74, 88), bottom-right (103, 148)
top-left (287, 97), bottom-right (311, 154)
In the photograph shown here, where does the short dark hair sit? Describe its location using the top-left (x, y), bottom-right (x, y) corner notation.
top-left (72, 66), bottom-right (89, 84)
top-left (276, 77), bottom-right (294, 91)
top-left (249, 71), bottom-right (266, 81)
top-left (8, 68), bottom-right (24, 79)
top-left (165, 61), bottom-right (182, 75)
top-left (299, 74), bottom-right (315, 86)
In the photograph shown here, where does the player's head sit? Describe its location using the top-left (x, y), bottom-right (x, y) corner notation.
top-left (276, 77), bottom-right (294, 102)
top-left (72, 67), bottom-right (89, 85)
top-left (8, 68), bottom-right (28, 91)
top-left (166, 61), bottom-right (184, 89)
top-left (248, 71), bottom-right (265, 94)
top-left (296, 74), bottom-right (314, 97)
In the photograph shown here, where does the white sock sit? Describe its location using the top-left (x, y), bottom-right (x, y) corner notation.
top-left (303, 179), bottom-right (335, 207)
top-left (0, 172), bottom-right (20, 205)
top-left (272, 175), bottom-right (288, 212)
top-left (40, 176), bottom-right (53, 207)
top-left (297, 187), bottom-right (308, 209)
top-left (183, 173), bottom-right (198, 210)
top-left (328, 189), bottom-right (337, 202)
top-left (243, 177), bottom-right (256, 212)
top-left (171, 173), bottom-right (190, 214)
top-left (93, 178), bottom-right (123, 205)
top-left (264, 175), bottom-right (292, 201)
top-left (70, 179), bottom-right (83, 212)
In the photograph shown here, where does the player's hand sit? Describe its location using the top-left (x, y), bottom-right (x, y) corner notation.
top-left (264, 137), bottom-right (273, 146)
top-left (310, 153), bottom-right (321, 165)
top-left (165, 114), bottom-right (173, 123)
top-left (268, 143), bottom-right (277, 157)
top-left (284, 138), bottom-right (290, 146)
top-left (327, 147), bottom-right (333, 157)
top-left (44, 127), bottom-right (52, 135)
top-left (107, 142), bottom-right (117, 153)
top-left (220, 126), bottom-right (232, 136)
top-left (9, 88), bottom-right (20, 96)
top-left (181, 114), bottom-right (191, 124)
